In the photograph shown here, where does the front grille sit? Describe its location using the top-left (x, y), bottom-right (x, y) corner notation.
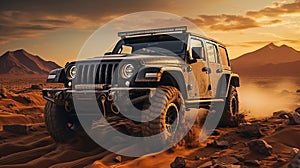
top-left (74, 62), bottom-right (119, 85)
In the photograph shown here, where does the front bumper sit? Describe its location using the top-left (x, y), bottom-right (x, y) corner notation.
top-left (42, 87), bottom-right (156, 115)
top-left (42, 87), bottom-right (156, 103)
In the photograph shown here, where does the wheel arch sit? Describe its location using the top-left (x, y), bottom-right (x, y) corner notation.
top-left (230, 73), bottom-right (240, 87)
top-left (218, 73), bottom-right (240, 98)
top-left (159, 70), bottom-right (188, 99)
top-left (135, 66), bottom-right (188, 99)
top-left (226, 73), bottom-right (240, 97)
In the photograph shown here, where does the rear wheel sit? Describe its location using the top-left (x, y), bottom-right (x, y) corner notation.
top-left (219, 85), bottom-right (239, 127)
top-left (44, 101), bottom-right (77, 143)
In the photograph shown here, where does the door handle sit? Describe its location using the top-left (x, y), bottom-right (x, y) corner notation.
top-left (216, 68), bottom-right (223, 73)
top-left (202, 67), bottom-right (211, 73)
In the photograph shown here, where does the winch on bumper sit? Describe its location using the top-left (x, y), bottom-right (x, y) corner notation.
top-left (42, 87), bottom-right (156, 118)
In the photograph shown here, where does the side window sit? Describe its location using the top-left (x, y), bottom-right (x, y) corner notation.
top-left (218, 46), bottom-right (230, 69)
top-left (190, 38), bottom-right (205, 61)
top-left (206, 43), bottom-right (219, 63)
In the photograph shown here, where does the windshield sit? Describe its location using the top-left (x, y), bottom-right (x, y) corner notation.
top-left (112, 33), bottom-right (187, 57)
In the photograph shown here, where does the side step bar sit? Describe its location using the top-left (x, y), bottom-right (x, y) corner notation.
top-left (185, 99), bottom-right (224, 108)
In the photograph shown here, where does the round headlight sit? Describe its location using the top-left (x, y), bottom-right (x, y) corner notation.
top-left (121, 64), bottom-right (134, 79)
top-left (67, 65), bottom-right (77, 79)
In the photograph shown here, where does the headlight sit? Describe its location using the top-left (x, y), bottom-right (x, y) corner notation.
top-left (121, 64), bottom-right (134, 79)
top-left (67, 65), bottom-right (77, 80)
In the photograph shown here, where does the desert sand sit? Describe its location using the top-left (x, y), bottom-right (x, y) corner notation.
top-left (0, 76), bottom-right (300, 168)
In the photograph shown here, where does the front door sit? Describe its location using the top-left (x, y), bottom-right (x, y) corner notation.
top-left (188, 37), bottom-right (211, 99)
top-left (205, 42), bottom-right (223, 98)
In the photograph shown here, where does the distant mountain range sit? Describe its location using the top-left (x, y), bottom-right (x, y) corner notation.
top-left (231, 43), bottom-right (300, 77)
top-left (0, 49), bottom-right (60, 75)
top-left (1, 45), bottom-right (299, 77)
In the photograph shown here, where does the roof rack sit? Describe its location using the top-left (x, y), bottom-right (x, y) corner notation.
top-left (118, 26), bottom-right (187, 38)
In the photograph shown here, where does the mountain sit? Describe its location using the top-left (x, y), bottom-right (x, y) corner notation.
top-left (231, 43), bottom-right (300, 77)
top-left (0, 49), bottom-right (61, 75)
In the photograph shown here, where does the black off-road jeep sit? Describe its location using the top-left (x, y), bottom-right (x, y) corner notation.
top-left (43, 26), bottom-right (240, 143)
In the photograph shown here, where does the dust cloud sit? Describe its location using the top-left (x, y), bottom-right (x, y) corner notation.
top-left (238, 77), bottom-right (300, 119)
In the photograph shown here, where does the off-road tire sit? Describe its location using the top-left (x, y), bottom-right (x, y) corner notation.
top-left (142, 86), bottom-right (186, 144)
top-left (219, 85), bottom-right (239, 127)
top-left (44, 101), bottom-right (74, 143)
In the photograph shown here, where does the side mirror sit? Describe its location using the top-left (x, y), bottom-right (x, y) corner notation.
top-left (191, 47), bottom-right (203, 59)
top-left (104, 52), bottom-right (112, 55)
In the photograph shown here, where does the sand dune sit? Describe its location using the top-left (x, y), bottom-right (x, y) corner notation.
top-left (0, 86), bottom-right (45, 130)
top-left (0, 78), bottom-right (300, 167)
top-left (0, 115), bottom-right (300, 167)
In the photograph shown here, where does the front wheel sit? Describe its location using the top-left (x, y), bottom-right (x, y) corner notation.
top-left (142, 86), bottom-right (186, 145)
top-left (44, 101), bottom-right (77, 143)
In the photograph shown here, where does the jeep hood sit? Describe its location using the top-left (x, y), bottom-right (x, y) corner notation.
top-left (70, 54), bottom-right (184, 65)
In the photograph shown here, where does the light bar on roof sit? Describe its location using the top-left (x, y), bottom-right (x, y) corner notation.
top-left (118, 26), bottom-right (187, 38)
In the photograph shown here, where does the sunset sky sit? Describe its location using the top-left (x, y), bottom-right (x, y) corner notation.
top-left (1, 0), bottom-right (300, 66)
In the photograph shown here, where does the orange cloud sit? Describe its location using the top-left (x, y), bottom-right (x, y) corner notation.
top-left (246, 0), bottom-right (300, 18)
top-left (1, 0), bottom-right (299, 44)
top-left (0, 0), bottom-right (170, 44)
top-left (0, 11), bottom-right (74, 44)
top-left (186, 14), bottom-right (260, 31)
top-left (186, 1), bottom-right (300, 32)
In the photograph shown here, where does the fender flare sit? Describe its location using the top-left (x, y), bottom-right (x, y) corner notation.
top-left (217, 73), bottom-right (240, 98)
top-left (47, 68), bottom-right (65, 83)
top-left (135, 66), bottom-right (188, 99)
top-left (230, 73), bottom-right (240, 87)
